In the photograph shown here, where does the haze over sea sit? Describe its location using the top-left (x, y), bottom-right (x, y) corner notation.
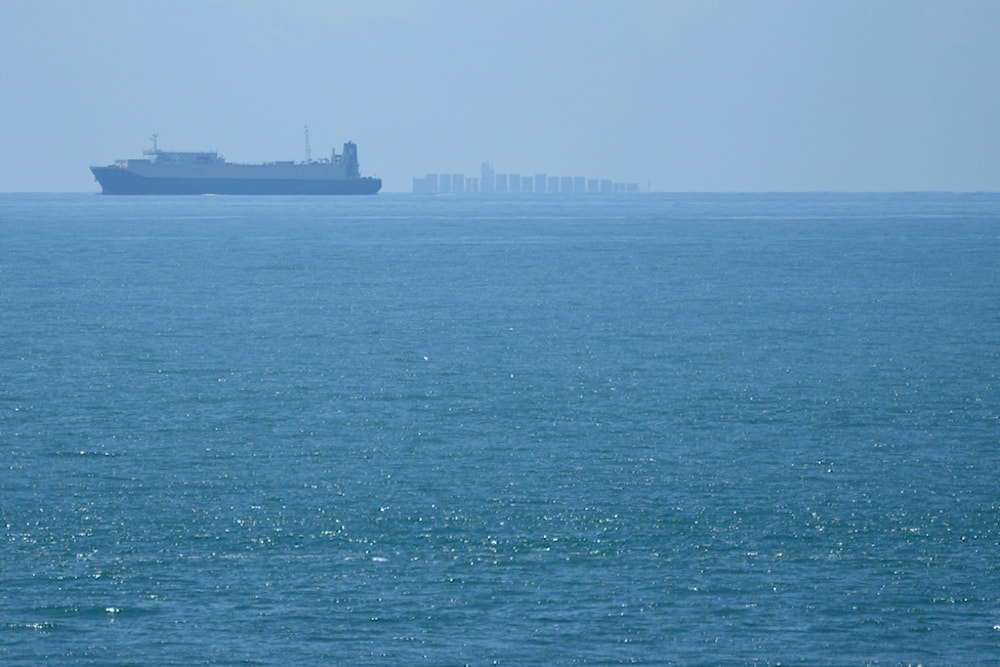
top-left (2, 192), bottom-right (998, 665)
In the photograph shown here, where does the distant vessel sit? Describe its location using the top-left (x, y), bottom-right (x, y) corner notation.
top-left (91, 135), bottom-right (381, 195)
top-left (413, 161), bottom-right (640, 194)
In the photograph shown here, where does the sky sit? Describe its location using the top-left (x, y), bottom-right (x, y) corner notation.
top-left (1, 0), bottom-right (998, 193)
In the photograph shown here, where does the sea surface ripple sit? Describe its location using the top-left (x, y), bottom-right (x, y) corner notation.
top-left (1, 192), bottom-right (999, 664)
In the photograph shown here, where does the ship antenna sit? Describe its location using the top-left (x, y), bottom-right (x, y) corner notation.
top-left (304, 126), bottom-right (311, 163)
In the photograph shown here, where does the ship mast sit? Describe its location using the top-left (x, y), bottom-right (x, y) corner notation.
top-left (151, 133), bottom-right (158, 152)
top-left (304, 126), bottom-right (311, 163)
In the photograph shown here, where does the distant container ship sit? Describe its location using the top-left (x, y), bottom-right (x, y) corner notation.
top-left (91, 136), bottom-right (381, 195)
top-left (413, 161), bottom-right (639, 194)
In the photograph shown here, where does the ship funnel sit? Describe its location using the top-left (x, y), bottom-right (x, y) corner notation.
top-left (343, 142), bottom-right (359, 178)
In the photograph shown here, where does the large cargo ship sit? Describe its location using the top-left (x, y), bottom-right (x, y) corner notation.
top-left (90, 137), bottom-right (381, 195)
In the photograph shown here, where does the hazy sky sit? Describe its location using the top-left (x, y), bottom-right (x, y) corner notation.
top-left (2, 0), bottom-right (998, 192)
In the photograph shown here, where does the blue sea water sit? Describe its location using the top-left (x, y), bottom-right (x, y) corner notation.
top-left (1, 192), bottom-right (998, 665)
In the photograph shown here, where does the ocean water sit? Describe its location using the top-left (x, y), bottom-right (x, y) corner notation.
top-left (1, 192), bottom-right (998, 665)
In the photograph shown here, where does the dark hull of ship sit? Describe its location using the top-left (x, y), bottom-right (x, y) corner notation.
top-left (91, 167), bottom-right (382, 195)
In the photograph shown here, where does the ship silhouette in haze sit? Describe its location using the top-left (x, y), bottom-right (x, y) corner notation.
top-left (91, 133), bottom-right (381, 195)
